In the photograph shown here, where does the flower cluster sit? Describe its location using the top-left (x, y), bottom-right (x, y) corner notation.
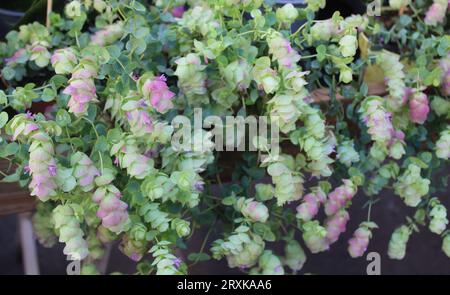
top-left (388, 225), bottom-right (412, 260)
top-left (428, 199), bottom-right (448, 235)
top-left (211, 225), bottom-right (265, 269)
top-left (360, 96), bottom-right (405, 160)
top-left (51, 47), bottom-right (78, 75)
top-left (296, 188), bottom-right (326, 222)
top-left (389, 0), bottom-right (410, 9)
top-left (276, 4), bottom-right (299, 26)
top-left (119, 224), bottom-right (147, 262)
top-left (236, 197), bottom-right (269, 223)
top-left (436, 126), bottom-right (450, 159)
top-left (267, 31), bottom-right (301, 71)
top-left (394, 164), bottom-right (430, 207)
top-left (325, 209), bottom-right (350, 244)
top-left (178, 6), bottom-right (219, 37)
top-left (0, 0), bottom-right (449, 276)
top-left (309, 18), bottom-right (341, 42)
top-left (375, 51), bottom-right (407, 111)
top-left (424, 0), bottom-right (449, 26)
top-left (284, 240), bottom-right (307, 272)
top-left (171, 218), bottom-right (191, 238)
top-left (324, 179), bottom-right (357, 216)
top-left (266, 156), bottom-right (303, 206)
top-left (110, 138), bottom-right (154, 179)
top-left (70, 152), bottom-right (100, 192)
top-left (249, 250), bottom-right (284, 275)
top-left (440, 54), bottom-right (450, 96)
top-left (20, 22), bottom-right (51, 68)
top-left (91, 22), bottom-right (124, 47)
top-left (141, 75), bottom-right (175, 113)
top-left (443, 235), bottom-right (450, 258)
top-left (252, 57), bottom-right (280, 95)
top-left (8, 114), bottom-right (58, 201)
top-left (53, 204), bottom-right (89, 260)
top-left (92, 169), bottom-right (131, 233)
top-left (174, 53), bottom-right (208, 105)
top-left (409, 91), bottom-right (430, 124)
top-left (302, 221), bottom-right (329, 253)
top-left (267, 92), bottom-right (301, 133)
top-left (149, 241), bottom-right (187, 275)
top-left (337, 140), bottom-right (360, 167)
top-left (347, 222), bottom-right (377, 258)
top-left (294, 101), bottom-right (335, 177)
top-left (121, 95), bottom-right (154, 137)
top-left (63, 56), bottom-right (98, 115)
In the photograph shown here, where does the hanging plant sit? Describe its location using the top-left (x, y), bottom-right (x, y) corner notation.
top-left (0, 0), bottom-right (448, 275)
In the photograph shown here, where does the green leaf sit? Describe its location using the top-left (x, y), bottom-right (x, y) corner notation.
top-left (424, 68), bottom-right (442, 87)
top-left (0, 112), bottom-right (8, 129)
top-left (222, 196), bottom-right (236, 206)
top-left (41, 87), bottom-right (56, 102)
top-left (1, 171), bottom-right (21, 183)
top-left (107, 128), bottom-right (122, 143)
top-left (437, 36), bottom-right (450, 57)
top-left (253, 223), bottom-right (276, 242)
top-left (360, 82), bottom-right (369, 97)
top-left (2, 67), bottom-right (15, 80)
top-left (132, 1), bottom-right (146, 12)
top-left (133, 27), bottom-right (150, 39)
top-left (50, 75), bottom-right (68, 89)
top-left (187, 252), bottom-right (211, 262)
top-left (316, 45), bottom-right (326, 62)
top-left (106, 45), bottom-right (121, 59)
top-left (419, 152), bottom-right (432, 164)
top-left (145, 230), bottom-right (158, 241)
top-left (94, 136), bottom-right (108, 152)
top-left (0, 142), bottom-right (19, 157)
top-left (0, 90), bottom-right (7, 105)
top-left (56, 109), bottom-right (71, 127)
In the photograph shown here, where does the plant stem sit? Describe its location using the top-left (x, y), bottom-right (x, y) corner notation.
top-left (189, 219), bottom-right (216, 267)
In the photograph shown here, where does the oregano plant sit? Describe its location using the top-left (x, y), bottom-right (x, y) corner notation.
top-left (0, 0), bottom-right (448, 274)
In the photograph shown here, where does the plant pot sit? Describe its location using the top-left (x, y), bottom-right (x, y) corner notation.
top-left (0, 159), bottom-right (35, 216)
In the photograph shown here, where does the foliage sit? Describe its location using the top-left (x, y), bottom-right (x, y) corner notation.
top-left (0, 0), bottom-right (449, 274)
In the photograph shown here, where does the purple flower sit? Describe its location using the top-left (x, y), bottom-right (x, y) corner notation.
top-left (24, 165), bottom-right (31, 174)
top-left (171, 6), bottom-right (185, 18)
top-left (144, 149), bottom-right (157, 158)
top-left (274, 266), bottom-right (283, 273)
top-left (194, 181), bottom-right (204, 192)
top-left (132, 73), bottom-right (140, 81)
top-left (172, 257), bottom-right (182, 268)
top-left (238, 264), bottom-right (248, 271)
top-left (25, 111), bottom-right (35, 120)
top-left (48, 164), bottom-right (57, 177)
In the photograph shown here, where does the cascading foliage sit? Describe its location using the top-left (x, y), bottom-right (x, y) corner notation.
top-left (0, 0), bottom-right (449, 274)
